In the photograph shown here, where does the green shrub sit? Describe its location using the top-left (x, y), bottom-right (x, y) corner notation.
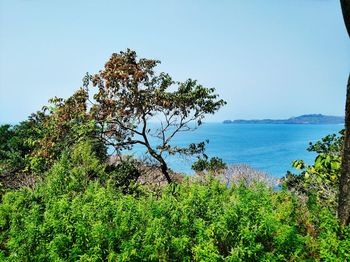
top-left (105, 159), bottom-right (141, 194)
top-left (0, 122), bottom-right (40, 192)
top-left (283, 130), bottom-right (343, 208)
top-left (1, 156), bottom-right (348, 261)
top-left (192, 157), bottom-right (227, 174)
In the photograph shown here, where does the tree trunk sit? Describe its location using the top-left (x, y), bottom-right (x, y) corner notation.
top-left (339, 74), bottom-right (350, 226)
top-left (340, 0), bottom-right (350, 37)
top-left (159, 158), bottom-right (172, 184)
top-left (338, 0), bottom-right (350, 226)
top-left (146, 146), bottom-right (173, 184)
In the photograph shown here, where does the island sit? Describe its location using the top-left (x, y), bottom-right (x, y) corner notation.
top-left (223, 114), bottom-right (344, 125)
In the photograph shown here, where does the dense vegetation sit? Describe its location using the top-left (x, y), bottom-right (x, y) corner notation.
top-left (1, 141), bottom-right (349, 261)
top-left (0, 50), bottom-right (349, 261)
top-left (283, 130), bottom-right (344, 209)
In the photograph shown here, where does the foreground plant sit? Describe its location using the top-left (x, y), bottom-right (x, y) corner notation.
top-left (1, 143), bottom-right (348, 261)
top-left (283, 130), bottom-right (343, 208)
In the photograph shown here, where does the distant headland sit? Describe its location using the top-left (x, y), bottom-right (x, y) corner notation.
top-left (223, 114), bottom-right (344, 125)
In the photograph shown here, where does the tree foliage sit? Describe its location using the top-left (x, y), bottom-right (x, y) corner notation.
top-left (0, 89), bottom-right (107, 194)
top-left (83, 49), bottom-right (226, 183)
top-left (0, 121), bottom-right (41, 192)
top-left (0, 122), bottom-right (36, 174)
top-left (29, 88), bottom-right (107, 173)
top-left (283, 130), bottom-right (344, 208)
top-left (192, 157), bottom-right (227, 174)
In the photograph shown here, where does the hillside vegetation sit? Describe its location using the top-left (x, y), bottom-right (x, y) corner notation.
top-left (0, 51), bottom-right (349, 261)
top-left (1, 141), bottom-right (349, 261)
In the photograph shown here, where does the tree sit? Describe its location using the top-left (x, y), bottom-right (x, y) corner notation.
top-left (338, 0), bottom-right (350, 226)
top-left (84, 49), bottom-right (226, 183)
top-left (27, 88), bottom-right (106, 174)
top-left (0, 89), bottom-right (108, 193)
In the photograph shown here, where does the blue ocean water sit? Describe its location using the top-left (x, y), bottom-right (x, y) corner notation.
top-left (129, 123), bottom-right (343, 178)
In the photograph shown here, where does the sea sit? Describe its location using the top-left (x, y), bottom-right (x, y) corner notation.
top-left (129, 123), bottom-right (343, 178)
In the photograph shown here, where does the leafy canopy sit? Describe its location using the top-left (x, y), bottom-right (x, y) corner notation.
top-left (83, 49), bottom-right (226, 182)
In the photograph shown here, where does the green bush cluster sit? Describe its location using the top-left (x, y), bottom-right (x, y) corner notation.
top-left (0, 122), bottom-right (39, 175)
top-left (1, 142), bottom-right (349, 261)
top-left (192, 157), bottom-right (227, 174)
top-left (282, 130), bottom-right (344, 208)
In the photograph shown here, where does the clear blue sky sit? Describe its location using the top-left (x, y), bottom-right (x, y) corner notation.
top-left (0, 0), bottom-right (349, 123)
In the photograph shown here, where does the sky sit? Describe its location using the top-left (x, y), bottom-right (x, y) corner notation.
top-left (0, 0), bottom-right (349, 123)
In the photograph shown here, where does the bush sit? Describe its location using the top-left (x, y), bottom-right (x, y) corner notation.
top-left (0, 122), bottom-right (40, 191)
top-left (106, 158), bottom-right (141, 194)
top-left (282, 130), bottom-right (343, 208)
top-left (192, 157), bottom-right (227, 174)
top-left (1, 156), bottom-right (349, 261)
